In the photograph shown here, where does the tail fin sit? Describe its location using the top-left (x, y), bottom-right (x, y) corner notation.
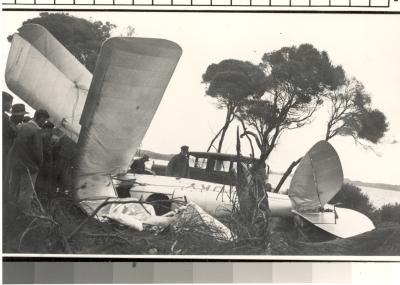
top-left (289, 141), bottom-right (375, 238)
top-left (288, 140), bottom-right (344, 212)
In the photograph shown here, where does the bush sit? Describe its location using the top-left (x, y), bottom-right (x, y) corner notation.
top-left (329, 183), bottom-right (376, 220)
top-left (378, 203), bottom-right (400, 224)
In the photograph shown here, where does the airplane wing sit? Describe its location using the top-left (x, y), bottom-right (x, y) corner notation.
top-left (5, 24), bottom-right (92, 142)
top-left (288, 140), bottom-right (344, 211)
top-left (74, 37), bottom-right (182, 201)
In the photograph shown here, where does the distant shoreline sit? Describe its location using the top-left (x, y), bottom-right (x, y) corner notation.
top-left (343, 179), bottom-right (400, 192)
top-left (138, 149), bottom-right (400, 192)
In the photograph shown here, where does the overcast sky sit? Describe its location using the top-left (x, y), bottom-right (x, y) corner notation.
top-left (2, 11), bottom-right (399, 185)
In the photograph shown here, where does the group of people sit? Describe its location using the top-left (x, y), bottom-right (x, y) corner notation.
top-left (3, 91), bottom-right (75, 218)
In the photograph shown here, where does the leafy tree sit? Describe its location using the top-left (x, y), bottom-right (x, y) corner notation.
top-left (325, 78), bottom-right (388, 143)
top-left (9, 12), bottom-right (117, 73)
top-left (202, 59), bottom-right (266, 153)
top-left (329, 183), bottom-right (376, 221)
top-left (379, 203), bottom-right (400, 224)
top-left (274, 78), bottom-right (389, 193)
top-left (238, 44), bottom-right (345, 161)
top-left (119, 25), bottom-right (135, 37)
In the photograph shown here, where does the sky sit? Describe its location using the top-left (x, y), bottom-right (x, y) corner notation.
top-left (1, 11), bottom-right (399, 185)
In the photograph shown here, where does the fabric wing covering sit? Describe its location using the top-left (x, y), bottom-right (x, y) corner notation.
top-left (75, 37), bottom-right (182, 201)
top-left (288, 140), bottom-right (344, 212)
top-left (5, 24), bottom-right (92, 142)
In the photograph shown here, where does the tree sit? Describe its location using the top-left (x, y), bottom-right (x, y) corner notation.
top-left (325, 78), bottom-right (388, 144)
top-left (119, 25), bottom-right (135, 37)
top-left (234, 127), bottom-right (271, 249)
top-left (238, 44), bottom-right (345, 161)
top-left (329, 183), bottom-right (376, 220)
top-left (9, 12), bottom-right (117, 73)
top-left (274, 78), bottom-right (389, 193)
top-left (202, 59), bottom-right (266, 153)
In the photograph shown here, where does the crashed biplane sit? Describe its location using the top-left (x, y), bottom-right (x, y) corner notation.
top-left (5, 24), bottom-right (375, 240)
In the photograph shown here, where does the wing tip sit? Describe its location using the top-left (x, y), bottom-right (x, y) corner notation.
top-left (102, 37), bottom-right (182, 56)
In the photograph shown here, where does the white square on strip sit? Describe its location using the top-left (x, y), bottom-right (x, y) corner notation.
top-left (351, 0), bottom-right (370, 6)
top-left (192, 0), bottom-right (211, 5)
top-left (15, 0), bottom-right (35, 3)
top-left (173, 0), bottom-right (191, 5)
top-left (54, 0), bottom-right (74, 3)
top-left (291, 0), bottom-right (309, 5)
top-left (271, 0), bottom-right (290, 6)
top-left (154, 0), bottom-right (171, 4)
top-left (232, 0), bottom-right (250, 5)
top-left (95, 0), bottom-right (114, 4)
top-left (311, 0), bottom-right (329, 6)
top-left (134, 0), bottom-right (152, 4)
top-left (75, 0), bottom-right (94, 4)
top-left (115, 0), bottom-right (133, 4)
top-left (371, 0), bottom-right (389, 6)
top-left (212, 0), bottom-right (230, 4)
top-left (252, 0), bottom-right (271, 5)
top-left (330, 0), bottom-right (349, 6)
top-left (36, 0), bottom-right (55, 4)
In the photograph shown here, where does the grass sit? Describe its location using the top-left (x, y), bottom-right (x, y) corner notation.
top-left (3, 182), bottom-right (400, 256)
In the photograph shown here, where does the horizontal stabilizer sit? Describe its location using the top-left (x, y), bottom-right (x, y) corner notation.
top-left (5, 24), bottom-right (91, 142)
top-left (293, 206), bottom-right (375, 238)
top-left (18, 24), bottom-right (92, 87)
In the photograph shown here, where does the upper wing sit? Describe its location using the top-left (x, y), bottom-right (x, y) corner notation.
top-left (74, 37), bottom-right (182, 200)
top-left (5, 24), bottom-right (92, 142)
top-left (288, 140), bottom-right (344, 211)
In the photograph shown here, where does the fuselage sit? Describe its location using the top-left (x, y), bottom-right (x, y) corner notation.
top-left (120, 173), bottom-right (293, 217)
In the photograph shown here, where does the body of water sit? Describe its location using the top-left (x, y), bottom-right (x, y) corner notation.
top-left (268, 174), bottom-right (400, 209)
top-left (358, 186), bottom-right (400, 208)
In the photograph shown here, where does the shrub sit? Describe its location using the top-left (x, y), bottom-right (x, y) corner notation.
top-left (378, 203), bottom-right (400, 224)
top-left (329, 183), bottom-right (376, 220)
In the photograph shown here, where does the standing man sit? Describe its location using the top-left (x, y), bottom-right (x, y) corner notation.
top-left (52, 133), bottom-right (77, 194)
top-left (128, 154), bottom-right (149, 174)
top-left (166, 145), bottom-right (190, 178)
top-left (8, 109), bottom-right (50, 213)
top-left (2, 92), bottom-right (13, 161)
top-left (10, 103), bottom-right (29, 127)
top-left (37, 121), bottom-right (55, 200)
top-left (7, 104), bottom-right (29, 150)
top-left (3, 92), bottom-right (14, 198)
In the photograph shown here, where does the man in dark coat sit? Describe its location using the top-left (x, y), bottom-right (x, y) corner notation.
top-left (3, 92), bottom-right (13, 207)
top-left (129, 154), bottom-right (149, 174)
top-left (36, 121), bottom-right (55, 200)
top-left (7, 109), bottom-right (49, 212)
top-left (52, 133), bottom-right (77, 193)
top-left (166, 145), bottom-right (190, 178)
top-left (2, 92), bottom-right (14, 158)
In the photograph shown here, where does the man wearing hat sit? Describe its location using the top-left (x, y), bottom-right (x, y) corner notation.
top-left (10, 103), bottom-right (29, 126)
top-left (128, 154), bottom-right (150, 174)
top-left (8, 109), bottom-right (50, 213)
top-left (166, 145), bottom-right (190, 178)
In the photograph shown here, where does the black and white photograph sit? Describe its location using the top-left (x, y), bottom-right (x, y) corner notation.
top-left (2, 10), bottom-right (400, 258)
